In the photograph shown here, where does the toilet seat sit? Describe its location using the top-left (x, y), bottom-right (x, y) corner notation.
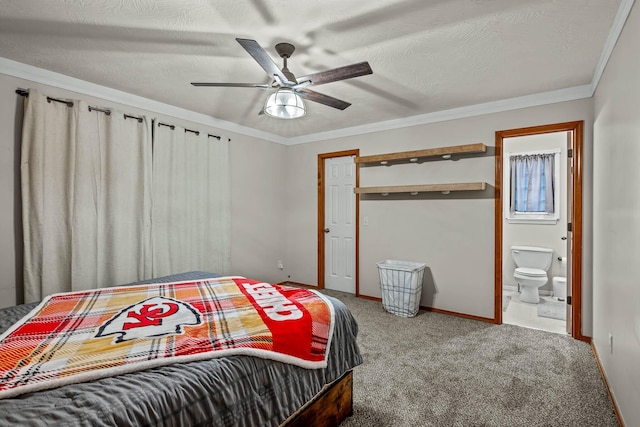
top-left (514, 267), bottom-right (546, 277)
top-left (514, 268), bottom-right (548, 303)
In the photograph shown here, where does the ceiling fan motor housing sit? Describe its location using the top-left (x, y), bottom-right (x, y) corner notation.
top-left (275, 42), bottom-right (295, 59)
top-left (274, 43), bottom-right (297, 83)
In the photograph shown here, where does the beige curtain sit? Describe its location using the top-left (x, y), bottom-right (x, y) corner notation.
top-left (152, 123), bottom-right (230, 277)
top-left (21, 91), bottom-right (152, 302)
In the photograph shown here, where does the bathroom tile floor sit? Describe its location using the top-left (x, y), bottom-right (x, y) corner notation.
top-left (503, 288), bottom-right (567, 335)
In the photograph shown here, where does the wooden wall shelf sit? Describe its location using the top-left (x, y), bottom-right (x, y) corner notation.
top-left (355, 182), bottom-right (486, 195)
top-left (355, 143), bottom-right (486, 166)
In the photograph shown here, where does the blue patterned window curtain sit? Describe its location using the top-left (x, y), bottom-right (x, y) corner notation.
top-left (510, 153), bottom-right (555, 214)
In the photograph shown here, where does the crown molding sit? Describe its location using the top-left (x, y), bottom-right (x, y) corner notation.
top-left (0, 57), bottom-right (595, 146)
top-left (0, 57), bottom-right (288, 145)
top-left (589, 0), bottom-right (636, 95)
top-left (284, 0), bottom-right (634, 146)
top-left (285, 85), bottom-right (593, 145)
top-left (1, 0), bottom-right (633, 147)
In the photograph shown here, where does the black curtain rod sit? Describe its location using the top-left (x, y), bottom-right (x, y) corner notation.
top-left (158, 122), bottom-right (199, 135)
top-left (17, 88), bottom-right (143, 123)
top-left (157, 121), bottom-right (223, 140)
top-left (16, 88), bottom-right (73, 107)
top-left (124, 114), bottom-right (144, 123)
top-left (86, 107), bottom-right (144, 123)
top-left (88, 105), bottom-right (111, 115)
top-left (16, 89), bottom-right (221, 138)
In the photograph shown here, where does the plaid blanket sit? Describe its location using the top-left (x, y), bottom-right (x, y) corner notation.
top-left (0, 276), bottom-right (334, 399)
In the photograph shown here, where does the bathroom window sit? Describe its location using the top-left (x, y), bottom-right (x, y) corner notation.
top-left (504, 149), bottom-right (560, 224)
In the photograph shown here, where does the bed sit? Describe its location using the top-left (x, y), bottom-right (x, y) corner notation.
top-left (0, 271), bottom-right (362, 426)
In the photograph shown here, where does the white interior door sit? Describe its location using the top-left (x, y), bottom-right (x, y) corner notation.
top-left (324, 156), bottom-right (356, 293)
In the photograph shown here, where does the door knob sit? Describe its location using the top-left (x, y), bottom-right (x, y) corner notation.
top-left (324, 228), bottom-right (330, 233)
top-left (561, 236), bottom-right (567, 240)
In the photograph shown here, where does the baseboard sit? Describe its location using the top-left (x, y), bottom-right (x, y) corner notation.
top-left (576, 334), bottom-right (591, 343)
top-left (423, 306), bottom-right (496, 324)
top-left (590, 342), bottom-right (625, 427)
top-left (355, 294), bottom-right (495, 324)
top-left (288, 284), bottom-right (557, 326)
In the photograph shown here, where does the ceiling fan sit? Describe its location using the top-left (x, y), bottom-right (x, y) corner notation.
top-left (191, 38), bottom-right (373, 118)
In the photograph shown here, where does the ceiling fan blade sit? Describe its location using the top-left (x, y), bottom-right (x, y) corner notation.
top-left (236, 38), bottom-right (296, 85)
top-left (191, 82), bottom-right (270, 88)
top-left (298, 89), bottom-right (351, 110)
top-left (296, 61), bottom-right (372, 87)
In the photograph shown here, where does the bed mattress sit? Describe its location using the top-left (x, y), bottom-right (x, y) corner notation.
top-left (0, 272), bottom-right (362, 426)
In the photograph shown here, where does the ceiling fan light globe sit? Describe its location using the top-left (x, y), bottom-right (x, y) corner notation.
top-left (264, 89), bottom-right (306, 119)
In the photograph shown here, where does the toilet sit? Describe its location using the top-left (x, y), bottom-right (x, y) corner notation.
top-left (553, 256), bottom-right (567, 301)
top-left (511, 246), bottom-right (553, 304)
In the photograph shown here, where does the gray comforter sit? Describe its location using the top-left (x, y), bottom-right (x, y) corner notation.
top-left (0, 272), bottom-right (362, 426)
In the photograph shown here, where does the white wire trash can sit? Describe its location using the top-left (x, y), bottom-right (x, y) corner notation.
top-left (376, 260), bottom-right (427, 317)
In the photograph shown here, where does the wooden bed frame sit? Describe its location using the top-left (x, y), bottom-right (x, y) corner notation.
top-left (282, 371), bottom-right (354, 427)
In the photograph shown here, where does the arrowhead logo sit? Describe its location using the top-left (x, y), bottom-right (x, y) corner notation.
top-left (96, 296), bottom-right (202, 343)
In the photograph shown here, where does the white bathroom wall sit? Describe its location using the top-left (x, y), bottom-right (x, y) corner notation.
top-left (592, 1), bottom-right (640, 425)
top-left (502, 132), bottom-right (568, 292)
top-left (0, 72), bottom-right (287, 308)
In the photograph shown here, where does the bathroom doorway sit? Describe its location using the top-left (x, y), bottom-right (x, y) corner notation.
top-left (494, 121), bottom-right (586, 341)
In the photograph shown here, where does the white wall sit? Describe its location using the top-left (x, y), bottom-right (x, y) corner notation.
top-left (284, 98), bottom-right (593, 322)
top-left (0, 73), bottom-right (287, 308)
top-left (502, 132), bottom-right (568, 292)
top-left (592, 1), bottom-right (640, 425)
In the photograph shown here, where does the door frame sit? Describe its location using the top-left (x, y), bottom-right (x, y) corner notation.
top-left (317, 149), bottom-right (360, 294)
top-left (494, 121), bottom-right (587, 341)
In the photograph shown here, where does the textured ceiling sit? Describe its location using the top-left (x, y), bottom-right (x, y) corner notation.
top-left (0, 0), bottom-right (621, 139)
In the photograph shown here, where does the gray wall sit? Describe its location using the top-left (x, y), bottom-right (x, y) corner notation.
top-left (592, 1), bottom-right (640, 425)
top-left (284, 98), bottom-right (593, 323)
top-left (0, 75), bottom-right (23, 307)
top-left (0, 73), bottom-right (288, 308)
top-left (0, 73), bottom-right (595, 332)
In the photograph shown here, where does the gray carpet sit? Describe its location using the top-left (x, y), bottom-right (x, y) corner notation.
top-left (322, 290), bottom-right (618, 427)
top-left (537, 299), bottom-right (567, 321)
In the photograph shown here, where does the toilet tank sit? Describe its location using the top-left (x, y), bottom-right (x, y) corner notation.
top-left (511, 246), bottom-right (553, 271)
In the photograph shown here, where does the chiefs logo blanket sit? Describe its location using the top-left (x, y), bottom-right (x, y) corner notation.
top-left (0, 276), bottom-right (334, 399)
